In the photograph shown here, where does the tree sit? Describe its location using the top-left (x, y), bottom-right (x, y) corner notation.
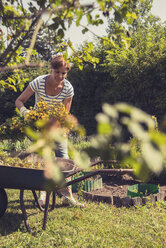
top-left (68, 2), bottom-right (166, 135)
top-left (0, 0), bottom-right (140, 91)
top-left (103, 9), bottom-right (166, 120)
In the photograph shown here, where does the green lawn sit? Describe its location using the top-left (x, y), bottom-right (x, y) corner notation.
top-left (0, 190), bottom-right (166, 248)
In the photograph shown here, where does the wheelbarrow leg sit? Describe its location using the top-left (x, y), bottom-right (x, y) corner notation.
top-left (0, 188), bottom-right (8, 218)
top-left (20, 190), bottom-right (31, 233)
top-left (42, 192), bottom-right (50, 230)
top-left (51, 192), bottom-right (56, 210)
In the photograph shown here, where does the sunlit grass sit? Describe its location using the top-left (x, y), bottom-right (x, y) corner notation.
top-left (0, 190), bottom-right (166, 248)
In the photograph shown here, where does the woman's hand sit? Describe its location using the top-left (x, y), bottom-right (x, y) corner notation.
top-left (20, 106), bottom-right (30, 116)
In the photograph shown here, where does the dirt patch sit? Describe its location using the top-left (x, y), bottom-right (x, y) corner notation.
top-left (86, 173), bottom-right (166, 199)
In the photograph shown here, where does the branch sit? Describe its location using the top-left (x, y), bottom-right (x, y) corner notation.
top-left (0, 25), bottom-right (26, 65)
top-left (25, 14), bottom-right (45, 64)
top-left (77, 22), bottom-right (110, 43)
top-left (1, 15), bottom-right (30, 20)
top-left (0, 0), bottom-right (15, 35)
top-left (20, 0), bottom-right (26, 16)
top-left (25, 6), bottom-right (67, 64)
top-left (0, 62), bottom-right (44, 72)
top-left (1, 7), bottom-right (52, 66)
top-left (1, 13), bottom-right (42, 66)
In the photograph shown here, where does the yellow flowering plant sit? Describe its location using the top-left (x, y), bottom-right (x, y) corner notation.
top-left (0, 99), bottom-right (77, 140)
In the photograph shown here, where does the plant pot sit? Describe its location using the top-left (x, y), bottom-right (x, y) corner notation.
top-left (72, 171), bottom-right (103, 192)
top-left (127, 183), bottom-right (160, 198)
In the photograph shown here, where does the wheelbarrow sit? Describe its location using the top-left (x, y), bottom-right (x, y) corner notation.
top-left (0, 158), bottom-right (133, 232)
top-left (0, 158), bottom-right (103, 232)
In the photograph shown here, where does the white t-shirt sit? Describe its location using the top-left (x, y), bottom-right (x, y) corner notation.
top-left (29, 74), bottom-right (74, 107)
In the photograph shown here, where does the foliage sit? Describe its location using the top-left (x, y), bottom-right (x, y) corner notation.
top-left (0, 0), bottom-right (143, 91)
top-left (27, 122), bottom-right (90, 185)
top-left (68, 6), bottom-right (166, 134)
top-left (0, 48), bottom-right (38, 92)
top-left (68, 65), bottom-right (110, 134)
top-left (22, 29), bottom-right (60, 61)
top-left (69, 134), bottom-right (91, 151)
top-left (0, 150), bottom-right (40, 169)
top-left (0, 64), bottom-right (49, 125)
top-left (101, 11), bottom-right (166, 122)
top-left (0, 137), bottom-right (32, 151)
top-left (69, 42), bottom-right (100, 70)
top-left (83, 103), bottom-right (166, 181)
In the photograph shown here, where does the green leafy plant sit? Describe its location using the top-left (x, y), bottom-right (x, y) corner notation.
top-left (0, 137), bottom-right (32, 151)
top-left (84, 103), bottom-right (166, 181)
top-left (0, 150), bottom-right (41, 169)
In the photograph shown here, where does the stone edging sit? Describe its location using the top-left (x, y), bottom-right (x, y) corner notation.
top-left (83, 191), bottom-right (166, 207)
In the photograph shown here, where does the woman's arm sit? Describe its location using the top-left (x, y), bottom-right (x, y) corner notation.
top-left (63, 97), bottom-right (73, 112)
top-left (15, 85), bottom-right (34, 110)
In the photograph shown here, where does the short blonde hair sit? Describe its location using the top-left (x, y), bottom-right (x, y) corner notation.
top-left (50, 55), bottom-right (70, 71)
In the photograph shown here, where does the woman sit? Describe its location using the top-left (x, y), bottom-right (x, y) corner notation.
top-left (15, 54), bottom-right (84, 207)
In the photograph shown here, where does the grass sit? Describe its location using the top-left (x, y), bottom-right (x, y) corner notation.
top-left (0, 189), bottom-right (166, 248)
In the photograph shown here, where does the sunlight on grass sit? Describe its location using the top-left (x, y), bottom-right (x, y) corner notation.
top-left (0, 190), bottom-right (166, 247)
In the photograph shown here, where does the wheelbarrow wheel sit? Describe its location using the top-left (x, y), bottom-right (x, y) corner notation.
top-left (0, 188), bottom-right (8, 218)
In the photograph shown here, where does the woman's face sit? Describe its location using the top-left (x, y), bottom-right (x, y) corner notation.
top-left (51, 65), bottom-right (68, 84)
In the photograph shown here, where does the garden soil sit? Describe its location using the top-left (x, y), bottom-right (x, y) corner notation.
top-left (88, 173), bottom-right (166, 198)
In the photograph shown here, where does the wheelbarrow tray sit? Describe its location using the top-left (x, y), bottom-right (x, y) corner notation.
top-left (0, 165), bottom-right (46, 191)
top-left (0, 157), bottom-right (76, 191)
